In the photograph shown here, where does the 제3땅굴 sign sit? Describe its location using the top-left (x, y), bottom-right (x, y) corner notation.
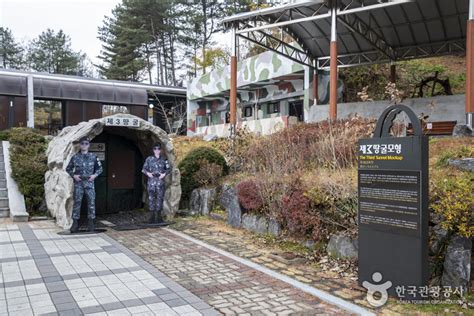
top-left (358, 104), bottom-right (429, 300)
top-left (105, 117), bottom-right (140, 128)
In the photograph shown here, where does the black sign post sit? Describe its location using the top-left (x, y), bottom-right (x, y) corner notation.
top-left (358, 104), bottom-right (429, 299)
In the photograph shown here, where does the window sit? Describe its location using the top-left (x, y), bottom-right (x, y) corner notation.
top-left (102, 105), bottom-right (129, 117)
top-left (225, 112), bottom-right (230, 123)
top-left (244, 106), bottom-right (253, 118)
top-left (269, 102), bottom-right (280, 113)
top-left (34, 100), bottom-right (62, 135)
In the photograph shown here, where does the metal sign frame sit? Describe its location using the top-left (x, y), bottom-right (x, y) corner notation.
top-left (358, 104), bottom-right (429, 299)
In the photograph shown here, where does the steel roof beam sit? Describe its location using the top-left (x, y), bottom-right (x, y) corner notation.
top-left (316, 39), bottom-right (466, 69)
top-left (337, 13), bottom-right (396, 60)
top-left (234, 0), bottom-right (412, 35)
top-left (237, 31), bottom-right (313, 67)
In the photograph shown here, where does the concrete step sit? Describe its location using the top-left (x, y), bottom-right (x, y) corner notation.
top-left (0, 208), bottom-right (9, 218)
top-left (0, 189), bottom-right (7, 198)
top-left (0, 172), bottom-right (5, 180)
top-left (0, 179), bottom-right (6, 187)
top-left (0, 198), bottom-right (9, 208)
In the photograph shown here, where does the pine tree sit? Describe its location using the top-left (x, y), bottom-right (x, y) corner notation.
top-left (97, 4), bottom-right (147, 81)
top-left (0, 27), bottom-right (24, 69)
top-left (27, 29), bottom-right (81, 75)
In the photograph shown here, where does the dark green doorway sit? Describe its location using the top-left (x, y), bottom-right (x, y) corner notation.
top-left (80, 131), bottom-right (143, 217)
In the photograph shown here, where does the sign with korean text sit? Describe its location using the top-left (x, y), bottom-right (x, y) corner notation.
top-left (358, 105), bottom-right (429, 300)
top-left (105, 117), bottom-right (140, 128)
top-left (90, 142), bottom-right (106, 161)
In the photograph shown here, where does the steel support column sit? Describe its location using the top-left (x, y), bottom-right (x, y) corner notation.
top-left (313, 69), bottom-right (319, 105)
top-left (466, 0), bottom-right (474, 129)
top-left (230, 27), bottom-right (238, 135)
top-left (390, 63), bottom-right (396, 83)
top-left (27, 75), bottom-right (34, 128)
top-left (329, 1), bottom-right (338, 120)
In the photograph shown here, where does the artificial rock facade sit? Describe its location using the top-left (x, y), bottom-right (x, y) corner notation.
top-left (44, 114), bottom-right (181, 228)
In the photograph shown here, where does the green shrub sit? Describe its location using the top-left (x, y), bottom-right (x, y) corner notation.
top-left (431, 174), bottom-right (473, 238)
top-left (0, 130), bottom-right (11, 141)
top-left (178, 146), bottom-right (228, 201)
top-left (8, 128), bottom-right (48, 212)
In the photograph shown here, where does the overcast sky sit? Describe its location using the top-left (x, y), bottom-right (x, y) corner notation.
top-left (0, 0), bottom-right (121, 65)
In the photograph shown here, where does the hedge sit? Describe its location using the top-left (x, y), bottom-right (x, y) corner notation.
top-left (178, 146), bottom-right (228, 201)
top-left (7, 128), bottom-right (48, 213)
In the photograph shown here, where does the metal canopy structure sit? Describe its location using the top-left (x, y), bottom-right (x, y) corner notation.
top-left (223, 0), bottom-right (468, 68)
top-left (223, 0), bottom-right (474, 128)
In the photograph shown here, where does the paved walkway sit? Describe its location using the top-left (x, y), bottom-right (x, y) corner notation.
top-left (0, 222), bottom-right (217, 316)
top-left (0, 219), bottom-right (358, 315)
top-left (106, 228), bottom-right (346, 315)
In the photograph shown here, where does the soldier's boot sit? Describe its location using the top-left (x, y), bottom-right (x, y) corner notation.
top-left (156, 210), bottom-right (164, 223)
top-left (149, 212), bottom-right (156, 224)
top-left (70, 219), bottom-right (79, 233)
top-left (88, 219), bottom-right (95, 232)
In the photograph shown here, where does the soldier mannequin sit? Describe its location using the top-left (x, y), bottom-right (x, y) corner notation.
top-left (66, 137), bottom-right (103, 233)
top-left (142, 143), bottom-right (170, 223)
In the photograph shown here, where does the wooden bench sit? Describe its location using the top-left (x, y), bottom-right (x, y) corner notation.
top-left (407, 120), bottom-right (457, 136)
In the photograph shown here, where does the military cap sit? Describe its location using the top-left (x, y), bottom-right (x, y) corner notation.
top-left (78, 136), bottom-right (90, 143)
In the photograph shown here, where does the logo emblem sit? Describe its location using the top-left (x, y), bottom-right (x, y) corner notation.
top-left (362, 272), bottom-right (392, 307)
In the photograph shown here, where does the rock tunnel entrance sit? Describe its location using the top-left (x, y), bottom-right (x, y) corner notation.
top-left (79, 131), bottom-right (143, 217)
top-left (45, 114), bottom-right (181, 229)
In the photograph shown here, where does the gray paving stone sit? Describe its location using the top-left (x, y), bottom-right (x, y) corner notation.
top-left (54, 302), bottom-right (80, 312)
top-left (3, 280), bottom-right (24, 288)
top-left (52, 296), bottom-right (76, 305)
top-left (166, 298), bottom-right (188, 308)
top-left (24, 278), bottom-right (43, 285)
top-left (153, 288), bottom-right (173, 296)
top-left (102, 301), bottom-right (125, 311)
top-left (160, 293), bottom-right (180, 301)
top-left (44, 276), bottom-right (63, 283)
top-left (95, 270), bottom-right (111, 276)
top-left (62, 274), bottom-right (81, 281)
top-left (192, 302), bottom-right (212, 310)
top-left (46, 282), bottom-right (68, 293)
top-left (121, 298), bottom-right (143, 308)
top-left (184, 295), bottom-right (203, 304)
top-left (140, 295), bottom-right (162, 305)
top-left (57, 308), bottom-right (82, 316)
top-left (81, 305), bottom-right (104, 314)
top-left (50, 291), bottom-right (73, 299)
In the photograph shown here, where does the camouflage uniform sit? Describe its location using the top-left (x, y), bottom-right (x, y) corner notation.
top-left (66, 152), bottom-right (103, 220)
top-left (142, 156), bottom-right (170, 214)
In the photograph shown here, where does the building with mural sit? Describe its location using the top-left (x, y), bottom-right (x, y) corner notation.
top-left (187, 50), bottom-right (343, 137)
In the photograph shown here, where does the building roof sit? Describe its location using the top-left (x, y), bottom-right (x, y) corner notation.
top-left (223, 0), bottom-right (469, 68)
top-left (0, 69), bottom-right (186, 106)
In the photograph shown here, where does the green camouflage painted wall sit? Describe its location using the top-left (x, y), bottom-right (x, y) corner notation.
top-left (187, 50), bottom-right (305, 100)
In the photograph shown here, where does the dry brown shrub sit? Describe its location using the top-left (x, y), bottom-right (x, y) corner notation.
top-left (193, 159), bottom-right (223, 187)
top-left (239, 116), bottom-right (376, 174)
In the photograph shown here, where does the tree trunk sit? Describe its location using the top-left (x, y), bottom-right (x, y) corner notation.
top-left (168, 31), bottom-right (176, 85)
top-left (145, 43), bottom-right (153, 84)
top-left (202, 0), bottom-right (207, 74)
top-left (161, 32), bottom-right (169, 86)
